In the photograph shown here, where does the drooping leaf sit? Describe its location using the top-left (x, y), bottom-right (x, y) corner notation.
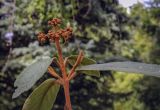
top-left (68, 55), bottom-right (100, 77)
top-left (77, 61), bottom-right (160, 77)
top-left (12, 57), bottom-right (53, 98)
top-left (22, 78), bottom-right (60, 110)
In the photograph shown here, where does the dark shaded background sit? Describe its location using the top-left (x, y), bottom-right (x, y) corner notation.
top-left (0, 0), bottom-right (160, 110)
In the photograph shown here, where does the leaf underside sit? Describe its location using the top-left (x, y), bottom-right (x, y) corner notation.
top-left (77, 61), bottom-right (160, 77)
top-left (68, 55), bottom-right (100, 77)
top-left (22, 78), bottom-right (60, 110)
top-left (12, 57), bottom-right (53, 98)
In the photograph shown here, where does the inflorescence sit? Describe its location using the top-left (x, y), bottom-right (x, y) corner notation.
top-left (38, 18), bottom-right (73, 43)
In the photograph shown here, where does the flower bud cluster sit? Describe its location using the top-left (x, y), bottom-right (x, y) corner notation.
top-left (48, 18), bottom-right (61, 26)
top-left (38, 18), bottom-right (73, 43)
top-left (61, 27), bottom-right (72, 41)
top-left (37, 32), bottom-right (47, 43)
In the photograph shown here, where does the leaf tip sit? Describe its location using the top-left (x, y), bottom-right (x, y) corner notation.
top-left (12, 92), bottom-right (18, 99)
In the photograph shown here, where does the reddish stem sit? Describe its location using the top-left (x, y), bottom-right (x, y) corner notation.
top-left (64, 80), bottom-right (72, 110)
top-left (48, 66), bottom-right (62, 79)
top-left (55, 39), bottom-right (72, 110)
top-left (55, 39), bottom-right (67, 78)
top-left (68, 50), bottom-right (84, 78)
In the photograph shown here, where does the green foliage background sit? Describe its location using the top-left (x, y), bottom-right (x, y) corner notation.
top-left (0, 0), bottom-right (160, 110)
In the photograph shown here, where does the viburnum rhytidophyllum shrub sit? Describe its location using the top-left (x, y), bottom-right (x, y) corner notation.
top-left (13, 18), bottom-right (160, 110)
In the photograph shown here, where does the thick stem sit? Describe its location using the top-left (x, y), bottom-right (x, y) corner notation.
top-left (55, 39), bottom-right (67, 78)
top-left (64, 80), bottom-right (72, 110)
top-left (55, 39), bottom-right (72, 110)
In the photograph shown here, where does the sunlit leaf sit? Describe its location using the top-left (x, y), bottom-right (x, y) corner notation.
top-left (68, 55), bottom-right (100, 77)
top-left (77, 61), bottom-right (160, 77)
top-left (22, 78), bottom-right (60, 110)
top-left (12, 57), bottom-right (53, 98)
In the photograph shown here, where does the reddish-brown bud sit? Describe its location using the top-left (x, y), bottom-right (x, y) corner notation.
top-left (66, 27), bottom-right (73, 32)
top-left (48, 18), bottom-right (61, 26)
top-left (54, 18), bottom-right (61, 24)
top-left (41, 38), bottom-right (46, 43)
top-left (55, 33), bottom-right (60, 38)
top-left (57, 30), bottom-right (62, 35)
top-left (38, 32), bottom-right (47, 43)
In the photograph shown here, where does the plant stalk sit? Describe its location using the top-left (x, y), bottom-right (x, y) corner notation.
top-left (64, 80), bottom-right (72, 110)
top-left (55, 39), bottom-right (67, 78)
top-left (55, 39), bottom-right (72, 110)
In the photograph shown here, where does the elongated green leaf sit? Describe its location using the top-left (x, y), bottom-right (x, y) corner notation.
top-left (77, 61), bottom-right (160, 77)
top-left (22, 78), bottom-right (60, 110)
top-left (12, 57), bottom-right (53, 98)
top-left (68, 55), bottom-right (100, 77)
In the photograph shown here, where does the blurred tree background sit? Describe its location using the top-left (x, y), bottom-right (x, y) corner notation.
top-left (0, 0), bottom-right (160, 110)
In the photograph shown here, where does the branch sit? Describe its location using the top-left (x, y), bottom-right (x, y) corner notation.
top-left (64, 57), bottom-right (69, 67)
top-left (48, 66), bottom-right (62, 79)
top-left (68, 50), bottom-right (84, 79)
